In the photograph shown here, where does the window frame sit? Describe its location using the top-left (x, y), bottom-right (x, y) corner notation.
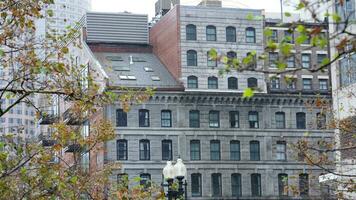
top-left (299, 173), bottom-right (309, 196)
top-left (278, 173), bottom-right (288, 196)
top-left (207, 51), bottom-right (217, 67)
top-left (247, 77), bottom-right (258, 88)
top-left (228, 77), bottom-right (238, 90)
top-left (206, 25), bottom-right (217, 41)
top-left (250, 140), bottom-right (260, 161)
top-left (319, 79), bottom-right (328, 90)
top-left (246, 27), bottom-right (256, 43)
top-left (187, 76), bottom-right (198, 89)
top-left (248, 111), bottom-right (259, 128)
top-left (251, 173), bottom-right (262, 196)
top-left (161, 110), bottom-right (172, 127)
top-left (187, 50), bottom-right (197, 66)
top-left (275, 112), bottom-right (286, 129)
top-left (269, 52), bottom-right (279, 68)
top-left (230, 140), bottom-right (241, 161)
top-left (209, 110), bottom-right (220, 128)
top-left (229, 111), bottom-right (239, 128)
top-left (191, 173), bottom-right (202, 197)
top-left (211, 173), bottom-right (222, 197)
top-left (317, 112), bottom-right (327, 129)
top-left (231, 173), bottom-right (242, 197)
top-left (162, 139), bottom-right (173, 161)
top-left (271, 77), bottom-right (280, 89)
top-left (296, 112), bottom-right (306, 129)
top-left (190, 140), bottom-right (201, 160)
top-left (210, 140), bottom-right (221, 160)
top-left (302, 78), bottom-right (312, 90)
top-left (302, 54), bottom-right (311, 69)
top-left (284, 30), bottom-right (294, 43)
top-left (116, 109), bottom-right (127, 127)
top-left (139, 109), bottom-right (150, 127)
top-left (276, 141), bottom-right (287, 161)
top-left (189, 110), bottom-right (200, 128)
top-left (226, 26), bottom-right (236, 42)
top-left (117, 139), bottom-right (128, 160)
top-left (139, 139), bottom-right (150, 160)
top-left (208, 76), bottom-right (218, 89)
top-left (186, 24), bottom-right (197, 40)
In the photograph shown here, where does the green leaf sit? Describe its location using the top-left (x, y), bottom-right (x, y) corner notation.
top-left (133, 176), bottom-right (141, 182)
top-left (332, 13), bottom-right (341, 23)
top-left (321, 57), bottom-right (330, 66)
top-left (243, 88), bottom-right (254, 98)
top-left (0, 49), bottom-right (4, 57)
top-left (277, 61), bottom-right (287, 71)
top-left (296, 25), bottom-right (306, 33)
top-left (296, 35), bottom-right (308, 45)
top-left (208, 48), bottom-right (218, 60)
top-left (47, 9), bottom-right (54, 17)
top-left (296, 2), bottom-right (305, 10)
top-left (70, 176), bottom-right (78, 184)
top-left (246, 13), bottom-right (254, 20)
top-left (264, 28), bottom-right (272, 37)
top-left (280, 43), bottom-right (292, 56)
top-left (285, 12), bottom-right (291, 17)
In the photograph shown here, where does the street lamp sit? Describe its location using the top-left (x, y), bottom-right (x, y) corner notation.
top-left (162, 159), bottom-right (187, 200)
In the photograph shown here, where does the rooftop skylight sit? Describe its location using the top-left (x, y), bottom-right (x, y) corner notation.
top-left (119, 75), bottom-right (136, 80)
top-left (144, 67), bottom-right (153, 72)
top-left (106, 56), bottom-right (124, 61)
top-left (151, 76), bottom-right (160, 81)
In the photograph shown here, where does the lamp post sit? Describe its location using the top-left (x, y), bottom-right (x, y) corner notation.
top-left (162, 159), bottom-right (187, 200)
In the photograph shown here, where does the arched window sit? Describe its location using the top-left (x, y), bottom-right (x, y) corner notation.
top-left (228, 77), bottom-right (238, 89)
top-left (207, 51), bottom-right (217, 67)
top-left (226, 26), bottom-right (236, 42)
top-left (247, 77), bottom-right (258, 88)
top-left (206, 25), bottom-right (216, 41)
top-left (246, 52), bottom-right (257, 68)
top-left (227, 51), bottom-right (237, 59)
top-left (187, 76), bottom-right (198, 89)
top-left (246, 27), bottom-right (256, 43)
top-left (187, 50), bottom-right (197, 66)
top-left (208, 76), bottom-right (218, 89)
top-left (186, 24), bottom-right (196, 40)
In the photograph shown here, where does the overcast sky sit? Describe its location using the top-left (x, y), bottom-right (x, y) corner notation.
top-left (91, 0), bottom-right (299, 19)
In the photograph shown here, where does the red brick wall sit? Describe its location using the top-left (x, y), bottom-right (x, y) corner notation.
top-left (149, 6), bottom-right (181, 81)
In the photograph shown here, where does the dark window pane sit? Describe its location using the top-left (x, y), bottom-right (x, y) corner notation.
top-left (189, 110), bottom-right (200, 128)
top-left (232, 173), bottom-right (242, 197)
top-left (317, 113), bottom-right (326, 129)
top-left (296, 112), bottom-right (306, 129)
top-left (191, 173), bottom-right (202, 197)
top-left (230, 140), bottom-right (240, 160)
top-left (209, 111), bottom-right (220, 128)
top-left (162, 140), bottom-right (172, 160)
top-left (271, 30), bottom-right (278, 42)
top-left (249, 111), bottom-right (259, 128)
top-left (186, 24), bottom-right (196, 40)
top-left (302, 54), bottom-right (311, 69)
top-left (206, 25), bottom-right (216, 41)
top-left (287, 55), bottom-right (295, 68)
top-left (247, 77), bottom-right (258, 88)
top-left (229, 111), bottom-right (239, 128)
top-left (246, 27), bottom-right (256, 43)
top-left (117, 173), bottom-right (128, 189)
top-left (139, 140), bottom-right (150, 160)
top-left (303, 78), bottom-right (312, 90)
top-left (299, 174), bottom-right (309, 196)
top-left (269, 52), bottom-right (279, 68)
top-left (187, 76), bottom-right (198, 88)
top-left (271, 77), bottom-right (280, 89)
top-left (275, 112), bottom-right (285, 129)
top-left (210, 140), bottom-right (220, 160)
top-left (208, 77), bottom-right (218, 89)
top-left (140, 173), bottom-right (151, 188)
top-left (319, 79), bottom-right (328, 90)
top-left (251, 173), bottom-right (261, 196)
top-left (284, 30), bottom-right (294, 43)
top-left (278, 173), bottom-right (288, 196)
top-left (276, 141), bottom-right (286, 160)
top-left (190, 140), bottom-right (201, 160)
top-left (212, 173), bottom-right (222, 197)
top-left (139, 109), bottom-right (150, 127)
top-left (228, 77), bottom-right (238, 89)
top-left (250, 141), bottom-right (260, 161)
top-left (187, 50), bottom-right (197, 66)
top-left (226, 26), bottom-right (236, 42)
top-left (117, 140), bottom-right (128, 160)
top-left (116, 109), bottom-right (127, 127)
top-left (161, 110), bottom-right (172, 127)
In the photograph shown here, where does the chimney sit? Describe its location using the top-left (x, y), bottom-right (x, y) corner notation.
top-left (155, 0), bottom-right (180, 16)
top-left (198, 0), bottom-right (222, 7)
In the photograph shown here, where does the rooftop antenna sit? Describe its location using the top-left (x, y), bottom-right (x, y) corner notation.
top-left (280, 0), bottom-right (284, 22)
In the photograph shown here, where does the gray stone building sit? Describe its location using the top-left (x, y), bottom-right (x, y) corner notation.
top-left (76, 1), bottom-right (335, 199)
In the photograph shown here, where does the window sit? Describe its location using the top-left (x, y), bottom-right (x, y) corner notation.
top-left (230, 140), bottom-right (240, 160)
top-left (278, 173), bottom-right (288, 196)
top-left (284, 30), bottom-right (294, 43)
top-left (250, 141), bottom-right (260, 161)
top-left (187, 76), bottom-right (198, 88)
top-left (226, 26), bottom-right (236, 42)
top-left (117, 173), bottom-right (128, 189)
top-left (269, 52), bottom-right (279, 68)
top-left (276, 141), bottom-right (287, 160)
top-left (339, 54), bottom-right (356, 87)
top-left (247, 77), bottom-right (258, 88)
top-left (246, 52), bottom-right (257, 69)
top-left (189, 110), bottom-right (200, 128)
top-left (248, 111), bottom-right (259, 128)
top-left (117, 139), bottom-right (128, 160)
top-left (317, 113), bottom-right (326, 129)
top-left (296, 112), bottom-right (306, 129)
top-left (186, 24), bottom-right (196, 40)
top-left (187, 50), bottom-right (197, 66)
top-left (271, 77), bottom-right (280, 89)
top-left (139, 139), bottom-right (150, 160)
top-left (229, 111), bottom-right (239, 128)
top-left (287, 79), bottom-right (297, 89)
top-left (207, 51), bottom-right (217, 67)
top-left (302, 54), bottom-right (311, 69)
top-left (231, 173), bottom-right (242, 197)
top-left (275, 112), bottom-right (285, 129)
top-left (208, 76), bottom-right (218, 89)
top-left (299, 173), bottom-right (309, 196)
top-left (161, 110), bottom-right (172, 127)
top-left (303, 78), bottom-right (312, 90)
top-left (271, 29), bottom-right (278, 42)
top-left (319, 79), bottom-right (328, 90)
top-left (210, 140), bottom-right (220, 160)
top-left (162, 140), bottom-right (172, 160)
top-left (191, 173), bottom-right (202, 197)
top-left (140, 173), bottom-right (151, 188)
top-left (206, 25), bottom-right (216, 41)
top-left (209, 111), bottom-right (220, 128)
top-left (228, 77), bottom-right (238, 89)
top-left (251, 173), bottom-right (261, 196)
top-left (287, 55), bottom-right (295, 68)
top-left (211, 173), bottom-right (222, 197)
top-left (190, 140), bottom-right (201, 160)
top-left (139, 109), bottom-right (150, 127)
top-left (246, 27), bottom-right (256, 43)
top-left (227, 51), bottom-right (237, 59)
top-left (317, 54), bottom-right (327, 66)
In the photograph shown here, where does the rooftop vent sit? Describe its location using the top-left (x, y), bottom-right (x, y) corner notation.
top-left (106, 56), bottom-right (124, 61)
top-left (144, 67), bottom-right (154, 72)
top-left (119, 75), bottom-right (136, 80)
top-left (151, 75), bottom-right (161, 81)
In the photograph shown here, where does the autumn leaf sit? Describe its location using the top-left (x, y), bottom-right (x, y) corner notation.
top-left (243, 88), bottom-right (254, 98)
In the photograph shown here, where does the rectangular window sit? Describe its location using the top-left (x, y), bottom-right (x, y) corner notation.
top-left (117, 140), bottom-right (128, 160)
top-left (208, 77), bottom-right (218, 89)
top-left (319, 79), bottom-right (328, 90)
top-left (209, 111), bottom-right (220, 128)
top-left (287, 55), bottom-right (295, 68)
top-left (302, 54), bottom-right (311, 69)
top-left (317, 54), bottom-right (327, 66)
top-left (162, 140), bottom-right (172, 160)
top-left (299, 174), bottom-right (309, 196)
top-left (276, 141), bottom-right (286, 160)
top-left (303, 78), bottom-right (312, 90)
top-left (189, 110), bottom-right (200, 128)
top-left (190, 140), bottom-right (201, 160)
top-left (117, 173), bottom-right (128, 189)
top-left (207, 52), bottom-right (217, 67)
top-left (230, 140), bottom-right (240, 160)
top-left (139, 109), bottom-right (150, 127)
top-left (231, 173), bottom-right (242, 197)
top-left (210, 140), bottom-right (221, 160)
top-left (287, 79), bottom-right (296, 90)
top-left (250, 141), bottom-right (260, 161)
top-left (296, 112), bottom-right (306, 129)
top-left (251, 173), bottom-right (262, 196)
top-left (284, 30), bottom-right (294, 43)
top-left (249, 111), bottom-right (259, 128)
top-left (161, 110), bottom-right (172, 127)
top-left (271, 30), bottom-right (278, 42)
top-left (271, 77), bottom-right (280, 89)
top-left (278, 174), bottom-right (288, 196)
top-left (140, 173), bottom-right (151, 188)
top-left (269, 52), bottom-right (279, 68)
top-left (116, 109), bottom-right (127, 127)
top-left (275, 112), bottom-right (285, 129)
top-left (139, 140), bottom-right (150, 160)
top-left (206, 26), bottom-right (216, 41)
top-left (229, 111), bottom-right (239, 128)
top-left (211, 173), bottom-right (222, 197)
top-left (191, 173), bottom-right (202, 197)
